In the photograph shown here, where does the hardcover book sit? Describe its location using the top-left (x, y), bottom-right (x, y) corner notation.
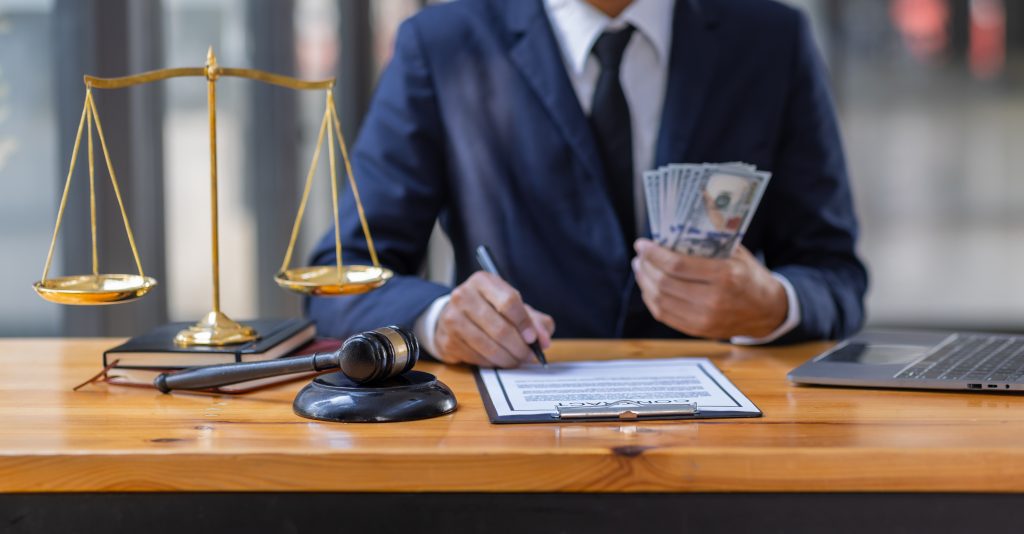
top-left (103, 318), bottom-right (316, 369)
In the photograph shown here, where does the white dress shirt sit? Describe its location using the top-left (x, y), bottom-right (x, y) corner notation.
top-left (414, 0), bottom-right (800, 356)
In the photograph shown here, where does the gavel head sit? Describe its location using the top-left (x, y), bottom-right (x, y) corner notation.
top-left (339, 325), bottom-right (419, 385)
top-left (295, 325), bottom-right (454, 423)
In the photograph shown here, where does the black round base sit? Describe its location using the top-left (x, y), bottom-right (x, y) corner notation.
top-left (292, 370), bottom-right (457, 423)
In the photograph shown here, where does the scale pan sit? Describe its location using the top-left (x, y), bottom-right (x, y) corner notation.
top-left (33, 274), bottom-right (157, 305)
top-left (275, 265), bottom-right (393, 296)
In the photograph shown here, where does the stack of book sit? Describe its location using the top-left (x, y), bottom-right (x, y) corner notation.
top-left (102, 318), bottom-right (336, 393)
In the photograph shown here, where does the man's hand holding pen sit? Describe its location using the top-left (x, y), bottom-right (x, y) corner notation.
top-left (433, 272), bottom-right (555, 368)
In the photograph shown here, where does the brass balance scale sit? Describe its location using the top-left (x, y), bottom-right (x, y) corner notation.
top-left (33, 47), bottom-right (392, 346)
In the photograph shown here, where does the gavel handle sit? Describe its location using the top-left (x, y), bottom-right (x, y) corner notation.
top-left (154, 352), bottom-right (340, 393)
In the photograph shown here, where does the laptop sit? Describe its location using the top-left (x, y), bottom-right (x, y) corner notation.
top-left (788, 330), bottom-right (1024, 392)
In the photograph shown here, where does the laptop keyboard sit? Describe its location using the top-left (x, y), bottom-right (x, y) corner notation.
top-left (895, 334), bottom-right (1024, 382)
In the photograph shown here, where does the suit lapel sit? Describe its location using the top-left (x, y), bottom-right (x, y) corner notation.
top-left (505, 0), bottom-right (605, 185)
top-left (655, 0), bottom-right (721, 166)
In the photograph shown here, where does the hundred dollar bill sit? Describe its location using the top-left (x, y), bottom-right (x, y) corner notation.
top-left (643, 169), bottom-right (662, 243)
top-left (671, 165), bottom-right (770, 259)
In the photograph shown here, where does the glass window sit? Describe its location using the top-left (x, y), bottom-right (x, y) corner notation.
top-left (792, 0), bottom-right (1024, 329)
top-left (163, 0), bottom-right (256, 322)
top-left (0, 0), bottom-right (60, 335)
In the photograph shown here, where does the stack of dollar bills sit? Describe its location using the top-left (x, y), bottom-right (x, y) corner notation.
top-left (642, 162), bottom-right (771, 259)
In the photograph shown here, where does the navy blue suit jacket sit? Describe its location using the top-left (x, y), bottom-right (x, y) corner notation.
top-left (309, 0), bottom-right (868, 345)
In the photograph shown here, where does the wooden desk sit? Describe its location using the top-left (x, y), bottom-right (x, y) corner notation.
top-left (4, 338), bottom-right (1024, 533)
top-left (4, 337), bottom-right (1024, 493)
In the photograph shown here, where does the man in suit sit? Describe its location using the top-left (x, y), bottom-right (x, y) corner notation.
top-left (309, 0), bottom-right (868, 368)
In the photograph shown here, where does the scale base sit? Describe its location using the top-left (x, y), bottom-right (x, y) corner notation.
top-left (174, 310), bottom-right (259, 347)
top-left (293, 370), bottom-right (457, 423)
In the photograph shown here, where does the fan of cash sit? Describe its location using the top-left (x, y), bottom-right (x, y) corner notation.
top-left (642, 162), bottom-right (771, 259)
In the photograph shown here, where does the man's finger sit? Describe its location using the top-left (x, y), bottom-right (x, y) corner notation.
top-left (441, 331), bottom-right (488, 366)
top-left (525, 305), bottom-right (555, 349)
top-left (453, 314), bottom-right (520, 368)
top-left (633, 258), bottom-right (667, 314)
top-left (632, 270), bottom-right (714, 338)
top-left (473, 272), bottom-right (537, 343)
top-left (659, 304), bottom-right (718, 338)
top-left (633, 258), bottom-right (713, 327)
top-left (732, 243), bottom-right (754, 260)
top-left (459, 287), bottom-right (534, 363)
top-left (453, 334), bottom-right (522, 368)
top-left (634, 256), bottom-right (707, 305)
top-left (634, 238), bottom-right (721, 282)
top-left (435, 315), bottom-right (488, 366)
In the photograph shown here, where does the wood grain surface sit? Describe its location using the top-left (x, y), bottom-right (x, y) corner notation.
top-left (3, 337), bottom-right (1024, 493)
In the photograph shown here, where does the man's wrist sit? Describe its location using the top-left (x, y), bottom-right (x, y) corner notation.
top-left (759, 275), bottom-right (789, 335)
top-left (412, 294), bottom-right (452, 359)
top-left (732, 273), bottom-right (801, 345)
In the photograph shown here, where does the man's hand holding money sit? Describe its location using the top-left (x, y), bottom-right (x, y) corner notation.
top-left (631, 238), bottom-right (788, 340)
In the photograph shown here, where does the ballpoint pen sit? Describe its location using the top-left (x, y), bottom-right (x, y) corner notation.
top-left (475, 245), bottom-right (548, 366)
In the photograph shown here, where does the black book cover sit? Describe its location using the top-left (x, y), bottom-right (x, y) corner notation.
top-left (103, 318), bottom-right (316, 369)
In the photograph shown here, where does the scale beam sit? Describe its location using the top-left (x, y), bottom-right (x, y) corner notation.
top-left (83, 68), bottom-right (334, 91)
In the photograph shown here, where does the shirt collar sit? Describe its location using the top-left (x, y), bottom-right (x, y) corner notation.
top-left (543, 0), bottom-right (676, 76)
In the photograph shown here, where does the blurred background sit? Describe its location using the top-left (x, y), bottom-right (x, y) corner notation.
top-left (0, 0), bottom-right (1020, 337)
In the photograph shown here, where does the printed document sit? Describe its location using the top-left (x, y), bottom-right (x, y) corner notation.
top-left (476, 357), bottom-right (760, 420)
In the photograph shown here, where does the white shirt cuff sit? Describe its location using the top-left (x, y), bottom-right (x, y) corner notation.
top-left (730, 273), bottom-right (801, 346)
top-left (413, 294), bottom-right (452, 358)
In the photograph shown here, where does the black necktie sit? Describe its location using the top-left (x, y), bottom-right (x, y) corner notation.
top-left (590, 25), bottom-right (636, 250)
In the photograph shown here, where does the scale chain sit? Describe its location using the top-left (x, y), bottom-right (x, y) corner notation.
top-left (87, 91), bottom-right (145, 278)
top-left (328, 97), bottom-right (379, 268)
top-left (326, 91), bottom-right (345, 279)
top-left (41, 92), bottom-right (90, 282)
top-left (41, 90), bottom-right (145, 283)
top-left (87, 90), bottom-right (98, 276)
top-left (280, 104), bottom-right (330, 274)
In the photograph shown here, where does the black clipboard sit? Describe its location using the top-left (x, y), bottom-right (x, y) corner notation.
top-left (473, 366), bottom-right (763, 424)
